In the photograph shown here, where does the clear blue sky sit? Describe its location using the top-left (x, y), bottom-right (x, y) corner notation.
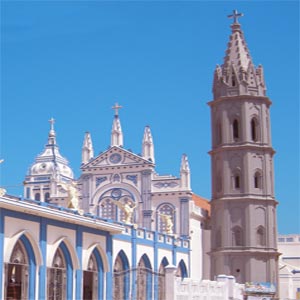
top-left (1, 1), bottom-right (299, 234)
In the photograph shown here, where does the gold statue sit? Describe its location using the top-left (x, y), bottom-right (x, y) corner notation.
top-left (159, 213), bottom-right (174, 234)
top-left (57, 180), bottom-right (82, 214)
top-left (110, 199), bottom-right (136, 224)
top-left (0, 159), bottom-right (6, 197)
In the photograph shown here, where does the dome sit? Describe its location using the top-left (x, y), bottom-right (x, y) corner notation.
top-left (26, 119), bottom-right (74, 180)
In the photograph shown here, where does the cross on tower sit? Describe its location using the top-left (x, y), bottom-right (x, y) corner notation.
top-left (49, 117), bottom-right (55, 131)
top-left (112, 103), bottom-right (122, 116)
top-left (228, 9), bottom-right (244, 24)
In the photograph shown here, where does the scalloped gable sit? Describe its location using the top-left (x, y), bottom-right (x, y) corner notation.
top-left (81, 146), bottom-right (154, 170)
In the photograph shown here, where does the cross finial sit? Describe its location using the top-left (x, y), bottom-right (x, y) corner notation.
top-left (49, 117), bottom-right (55, 131)
top-left (228, 9), bottom-right (244, 24)
top-left (112, 103), bottom-right (122, 116)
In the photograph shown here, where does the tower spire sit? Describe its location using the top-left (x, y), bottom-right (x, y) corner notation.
top-left (82, 132), bottom-right (94, 164)
top-left (142, 126), bottom-right (155, 163)
top-left (180, 154), bottom-right (190, 189)
top-left (213, 10), bottom-right (266, 99)
top-left (111, 102), bottom-right (124, 147)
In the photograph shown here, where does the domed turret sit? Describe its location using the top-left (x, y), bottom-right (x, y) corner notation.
top-left (24, 118), bottom-right (74, 202)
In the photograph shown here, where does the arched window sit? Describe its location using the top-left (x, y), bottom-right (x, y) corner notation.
top-left (157, 204), bottom-right (175, 234)
top-left (47, 242), bottom-right (73, 300)
top-left (232, 226), bottom-right (243, 246)
top-left (99, 199), bottom-right (116, 220)
top-left (257, 226), bottom-right (266, 246)
top-left (136, 254), bottom-right (152, 300)
top-left (254, 171), bottom-right (262, 189)
top-left (158, 257), bottom-right (169, 300)
top-left (176, 260), bottom-right (188, 279)
top-left (232, 76), bottom-right (236, 87)
top-left (5, 240), bottom-right (29, 300)
top-left (113, 250), bottom-right (130, 300)
top-left (48, 247), bottom-right (66, 300)
top-left (98, 188), bottom-right (136, 223)
top-left (34, 193), bottom-right (40, 201)
top-left (234, 175), bottom-right (240, 189)
top-left (233, 119), bottom-right (239, 141)
top-left (45, 192), bottom-right (50, 202)
top-left (251, 118), bottom-right (259, 142)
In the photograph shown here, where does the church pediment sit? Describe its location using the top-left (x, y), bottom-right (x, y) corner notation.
top-left (81, 146), bottom-right (154, 170)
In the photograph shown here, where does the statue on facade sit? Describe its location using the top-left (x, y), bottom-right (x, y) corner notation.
top-left (0, 159), bottom-right (6, 197)
top-left (110, 199), bottom-right (137, 224)
top-left (57, 180), bottom-right (83, 214)
top-left (159, 213), bottom-right (174, 235)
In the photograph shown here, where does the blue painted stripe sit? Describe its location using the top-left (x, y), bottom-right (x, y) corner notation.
top-left (131, 229), bottom-right (137, 300)
top-left (154, 232), bottom-right (158, 300)
top-left (106, 234), bottom-right (113, 300)
top-left (39, 218), bottom-right (47, 300)
top-left (60, 241), bottom-right (73, 299)
top-left (76, 227), bottom-right (83, 299)
top-left (93, 248), bottom-right (104, 299)
top-left (20, 235), bottom-right (36, 300)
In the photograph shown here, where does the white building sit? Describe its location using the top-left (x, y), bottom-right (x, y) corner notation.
top-left (278, 235), bottom-right (300, 300)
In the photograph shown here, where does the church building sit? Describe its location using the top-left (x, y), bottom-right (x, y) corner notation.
top-left (0, 10), bottom-right (279, 300)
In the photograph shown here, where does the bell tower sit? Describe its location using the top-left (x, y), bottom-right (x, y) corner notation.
top-left (208, 11), bottom-right (279, 284)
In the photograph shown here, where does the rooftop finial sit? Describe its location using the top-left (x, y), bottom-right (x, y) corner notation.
top-left (49, 117), bottom-right (55, 132)
top-left (228, 9), bottom-right (244, 24)
top-left (48, 117), bottom-right (56, 144)
top-left (112, 103), bottom-right (122, 116)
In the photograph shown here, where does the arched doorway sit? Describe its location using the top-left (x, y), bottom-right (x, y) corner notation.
top-left (4, 235), bottom-right (36, 300)
top-left (136, 254), bottom-right (152, 300)
top-left (113, 250), bottom-right (130, 300)
top-left (83, 249), bottom-right (104, 300)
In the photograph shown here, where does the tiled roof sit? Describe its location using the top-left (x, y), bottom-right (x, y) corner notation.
top-left (192, 193), bottom-right (211, 216)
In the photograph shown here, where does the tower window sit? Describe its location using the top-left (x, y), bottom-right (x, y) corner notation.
top-left (251, 118), bottom-right (258, 141)
top-left (232, 226), bottom-right (243, 246)
top-left (232, 76), bottom-right (236, 87)
top-left (233, 119), bottom-right (239, 140)
top-left (257, 226), bottom-right (266, 246)
top-left (234, 175), bottom-right (240, 189)
top-left (34, 193), bottom-right (40, 201)
top-left (254, 171), bottom-right (262, 189)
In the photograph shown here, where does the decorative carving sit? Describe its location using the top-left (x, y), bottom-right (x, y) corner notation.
top-left (96, 176), bottom-right (107, 187)
top-left (111, 188), bottom-right (122, 200)
top-left (109, 153), bottom-right (122, 164)
top-left (126, 175), bottom-right (137, 185)
top-left (154, 182), bottom-right (178, 188)
top-left (113, 174), bottom-right (121, 182)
